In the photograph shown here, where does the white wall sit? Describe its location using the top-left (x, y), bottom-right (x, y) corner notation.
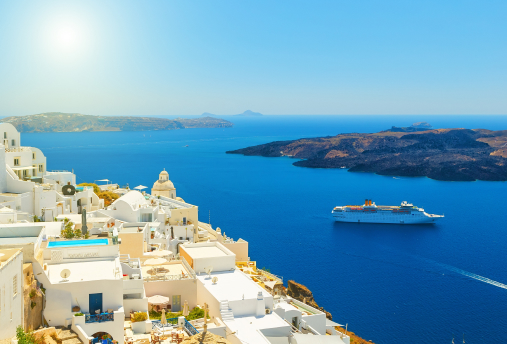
top-left (143, 279), bottom-right (197, 310)
top-left (0, 250), bottom-right (24, 341)
top-left (44, 279), bottom-right (124, 326)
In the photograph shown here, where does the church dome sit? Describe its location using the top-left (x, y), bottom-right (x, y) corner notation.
top-left (152, 169), bottom-right (175, 191)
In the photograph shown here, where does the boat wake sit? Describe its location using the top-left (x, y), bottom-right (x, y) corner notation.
top-left (344, 249), bottom-right (507, 290)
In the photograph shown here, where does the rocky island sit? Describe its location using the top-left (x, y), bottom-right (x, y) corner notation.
top-left (227, 126), bottom-right (507, 181)
top-left (1, 112), bottom-right (233, 132)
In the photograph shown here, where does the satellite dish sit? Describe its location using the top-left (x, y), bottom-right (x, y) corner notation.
top-left (62, 185), bottom-right (76, 196)
top-left (204, 266), bottom-right (213, 278)
top-left (60, 269), bottom-right (71, 280)
top-left (212, 276), bottom-right (218, 284)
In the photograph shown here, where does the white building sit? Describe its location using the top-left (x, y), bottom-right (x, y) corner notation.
top-left (0, 123), bottom-right (47, 180)
top-left (33, 237), bottom-right (149, 344)
top-left (0, 248), bottom-right (24, 341)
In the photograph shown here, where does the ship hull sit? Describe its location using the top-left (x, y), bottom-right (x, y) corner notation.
top-left (332, 212), bottom-right (442, 224)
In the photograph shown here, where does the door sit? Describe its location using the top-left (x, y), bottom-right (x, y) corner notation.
top-left (89, 293), bottom-right (103, 314)
top-left (172, 295), bottom-right (181, 312)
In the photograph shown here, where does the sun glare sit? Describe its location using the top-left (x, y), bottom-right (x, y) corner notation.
top-left (57, 27), bottom-right (77, 46)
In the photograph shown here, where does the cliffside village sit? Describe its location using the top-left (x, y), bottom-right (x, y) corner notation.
top-left (0, 123), bottom-right (351, 344)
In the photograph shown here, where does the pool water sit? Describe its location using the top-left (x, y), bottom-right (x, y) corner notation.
top-left (47, 239), bottom-right (109, 248)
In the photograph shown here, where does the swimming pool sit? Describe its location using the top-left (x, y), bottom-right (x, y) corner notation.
top-left (47, 239), bottom-right (109, 248)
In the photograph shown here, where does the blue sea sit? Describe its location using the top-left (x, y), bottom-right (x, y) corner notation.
top-left (23, 115), bottom-right (507, 343)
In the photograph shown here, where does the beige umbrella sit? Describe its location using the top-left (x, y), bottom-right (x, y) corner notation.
top-left (182, 300), bottom-right (189, 317)
top-left (151, 250), bottom-right (173, 258)
top-left (160, 309), bottom-right (167, 325)
top-left (144, 257), bottom-right (167, 274)
top-left (147, 295), bottom-right (170, 305)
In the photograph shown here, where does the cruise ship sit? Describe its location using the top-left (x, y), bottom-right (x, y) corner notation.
top-left (332, 199), bottom-right (444, 224)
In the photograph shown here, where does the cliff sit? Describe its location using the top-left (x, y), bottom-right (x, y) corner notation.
top-left (286, 280), bottom-right (332, 320)
top-left (227, 128), bottom-right (507, 181)
top-left (1, 112), bottom-right (233, 132)
top-left (286, 280), bottom-right (374, 343)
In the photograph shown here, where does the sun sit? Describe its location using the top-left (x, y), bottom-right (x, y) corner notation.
top-left (55, 25), bottom-right (79, 48)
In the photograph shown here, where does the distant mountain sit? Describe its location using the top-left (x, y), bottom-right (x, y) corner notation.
top-left (234, 110), bottom-right (263, 117)
top-left (1, 112), bottom-right (233, 133)
top-left (227, 127), bottom-right (507, 181)
top-left (201, 112), bottom-right (217, 117)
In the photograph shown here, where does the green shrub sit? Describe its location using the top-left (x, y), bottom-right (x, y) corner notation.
top-left (132, 312), bottom-right (148, 322)
top-left (16, 326), bottom-right (38, 344)
top-left (74, 312), bottom-right (84, 316)
top-left (78, 183), bottom-right (100, 194)
top-left (30, 301), bottom-right (36, 309)
top-left (29, 289), bottom-right (36, 299)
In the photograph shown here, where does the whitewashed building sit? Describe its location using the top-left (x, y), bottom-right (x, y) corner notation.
top-left (0, 248), bottom-right (24, 341)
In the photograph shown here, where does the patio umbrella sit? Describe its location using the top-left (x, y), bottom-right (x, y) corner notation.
top-left (182, 300), bottom-right (189, 317)
top-left (144, 257), bottom-right (167, 274)
top-left (147, 295), bottom-right (170, 305)
top-left (134, 185), bottom-right (148, 190)
top-left (160, 309), bottom-right (167, 325)
top-left (151, 250), bottom-right (173, 258)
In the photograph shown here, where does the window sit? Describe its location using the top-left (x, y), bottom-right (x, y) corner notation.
top-left (3, 132), bottom-right (6, 139)
top-left (14, 158), bottom-right (20, 166)
top-left (12, 275), bottom-right (17, 296)
top-left (39, 164), bottom-right (44, 173)
top-left (11, 139), bottom-right (15, 147)
top-left (23, 169), bottom-right (27, 177)
top-left (32, 152), bottom-right (36, 159)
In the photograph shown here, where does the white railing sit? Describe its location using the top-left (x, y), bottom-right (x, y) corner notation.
top-left (5, 147), bottom-right (31, 153)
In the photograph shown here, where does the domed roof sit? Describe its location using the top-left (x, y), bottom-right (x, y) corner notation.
top-left (152, 179), bottom-right (175, 190)
top-left (160, 170), bottom-right (169, 176)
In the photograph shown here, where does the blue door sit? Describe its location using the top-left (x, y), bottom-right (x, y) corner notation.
top-left (89, 293), bottom-right (103, 314)
top-left (172, 295), bottom-right (181, 312)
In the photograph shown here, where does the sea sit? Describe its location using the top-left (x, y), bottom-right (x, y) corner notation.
top-left (22, 115), bottom-right (507, 343)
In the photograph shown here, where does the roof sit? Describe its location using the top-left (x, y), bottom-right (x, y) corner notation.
top-left (152, 179), bottom-right (175, 191)
top-left (224, 314), bottom-right (290, 344)
top-left (291, 334), bottom-right (346, 344)
top-left (112, 190), bottom-right (149, 210)
top-left (197, 269), bottom-right (271, 302)
top-left (184, 246), bottom-right (228, 259)
top-left (47, 258), bottom-right (120, 283)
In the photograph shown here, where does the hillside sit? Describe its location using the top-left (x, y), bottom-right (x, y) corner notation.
top-left (1, 113), bottom-right (233, 132)
top-left (227, 128), bottom-right (507, 181)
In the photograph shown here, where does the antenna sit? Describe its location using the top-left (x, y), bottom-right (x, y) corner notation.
top-left (204, 266), bottom-right (213, 279)
top-left (60, 269), bottom-right (71, 281)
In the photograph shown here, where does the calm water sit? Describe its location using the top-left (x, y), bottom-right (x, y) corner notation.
top-left (23, 115), bottom-right (507, 343)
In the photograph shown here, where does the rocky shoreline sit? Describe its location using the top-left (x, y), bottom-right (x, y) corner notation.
top-left (227, 128), bottom-right (507, 181)
top-left (286, 280), bottom-right (374, 343)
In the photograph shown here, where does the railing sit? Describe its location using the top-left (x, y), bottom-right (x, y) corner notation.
top-left (184, 320), bottom-right (198, 336)
top-left (144, 273), bottom-right (194, 281)
top-left (258, 269), bottom-right (283, 284)
top-left (85, 312), bottom-right (114, 323)
top-left (151, 318), bottom-right (199, 336)
top-left (5, 147), bottom-right (31, 152)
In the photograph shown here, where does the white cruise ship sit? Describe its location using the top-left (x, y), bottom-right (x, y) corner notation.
top-left (332, 199), bottom-right (443, 224)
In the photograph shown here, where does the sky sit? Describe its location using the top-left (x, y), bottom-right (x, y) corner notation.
top-left (0, 0), bottom-right (506, 116)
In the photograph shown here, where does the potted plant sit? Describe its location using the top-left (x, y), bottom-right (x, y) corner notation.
top-left (74, 312), bottom-right (84, 317)
top-left (101, 334), bottom-right (109, 344)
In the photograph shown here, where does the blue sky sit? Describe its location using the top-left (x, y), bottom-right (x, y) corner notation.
top-left (0, 0), bottom-right (505, 116)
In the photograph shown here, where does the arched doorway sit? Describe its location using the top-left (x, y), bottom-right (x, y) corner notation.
top-left (91, 332), bottom-right (114, 344)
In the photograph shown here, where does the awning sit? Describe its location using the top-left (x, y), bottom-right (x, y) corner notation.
top-left (95, 179), bottom-right (110, 182)
top-left (326, 319), bottom-right (344, 327)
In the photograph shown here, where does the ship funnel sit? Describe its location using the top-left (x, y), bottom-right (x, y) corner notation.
top-left (365, 199), bottom-right (368, 206)
top-left (370, 200), bottom-right (373, 206)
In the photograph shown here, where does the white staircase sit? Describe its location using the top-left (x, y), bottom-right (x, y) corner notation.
top-left (220, 300), bottom-right (234, 321)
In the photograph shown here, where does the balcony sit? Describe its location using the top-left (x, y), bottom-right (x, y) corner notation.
top-left (85, 312), bottom-right (114, 323)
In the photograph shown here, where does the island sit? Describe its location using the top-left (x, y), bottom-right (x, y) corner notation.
top-left (234, 110), bottom-right (263, 116)
top-left (1, 112), bottom-right (233, 133)
top-left (227, 127), bottom-right (507, 181)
